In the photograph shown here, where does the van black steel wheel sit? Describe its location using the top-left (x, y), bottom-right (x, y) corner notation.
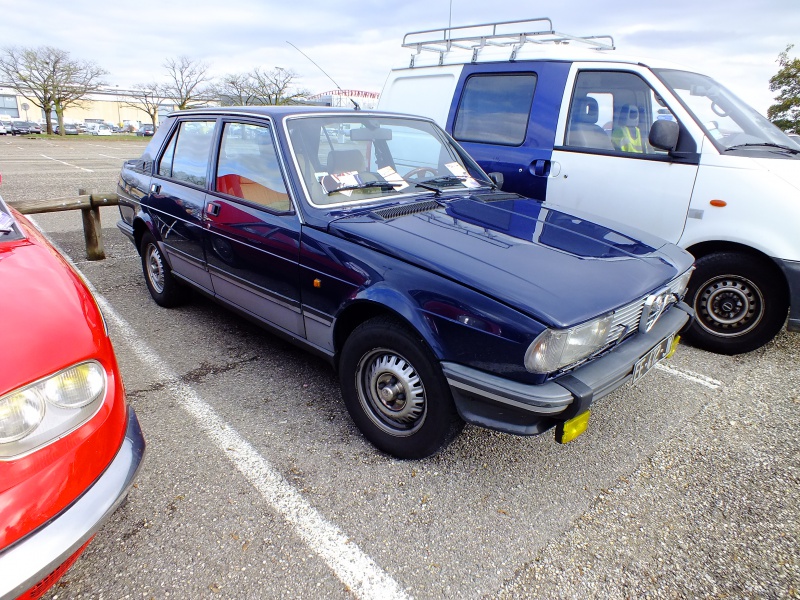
top-left (139, 231), bottom-right (188, 307)
top-left (339, 316), bottom-right (464, 459)
top-left (684, 251), bottom-right (788, 354)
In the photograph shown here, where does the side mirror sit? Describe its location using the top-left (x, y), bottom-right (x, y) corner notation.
top-left (488, 172), bottom-right (504, 190)
top-left (649, 119), bottom-right (679, 153)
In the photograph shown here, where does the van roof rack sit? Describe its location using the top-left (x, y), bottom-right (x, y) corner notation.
top-left (402, 18), bottom-right (615, 66)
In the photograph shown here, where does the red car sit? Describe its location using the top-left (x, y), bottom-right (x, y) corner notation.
top-left (0, 195), bottom-right (145, 599)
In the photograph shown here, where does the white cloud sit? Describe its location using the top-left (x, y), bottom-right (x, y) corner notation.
top-left (1, 0), bottom-right (798, 114)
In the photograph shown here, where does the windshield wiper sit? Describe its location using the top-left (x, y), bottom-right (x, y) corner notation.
top-left (327, 182), bottom-right (400, 195)
top-left (726, 142), bottom-right (800, 154)
top-left (414, 175), bottom-right (495, 196)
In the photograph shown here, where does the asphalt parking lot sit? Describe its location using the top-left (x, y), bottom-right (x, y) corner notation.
top-left (1, 136), bottom-right (798, 599)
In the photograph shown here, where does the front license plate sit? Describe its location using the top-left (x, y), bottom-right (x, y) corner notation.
top-left (631, 335), bottom-right (674, 384)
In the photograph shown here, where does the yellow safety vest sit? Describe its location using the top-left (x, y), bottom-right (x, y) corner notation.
top-left (612, 126), bottom-right (643, 153)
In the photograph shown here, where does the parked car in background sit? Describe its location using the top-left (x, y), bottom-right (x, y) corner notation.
top-left (10, 121), bottom-right (31, 135)
top-left (55, 123), bottom-right (79, 135)
top-left (0, 195), bottom-right (146, 599)
top-left (378, 18), bottom-right (800, 354)
top-left (0, 122), bottom-right (8, 135)
top-left (136, 124), bottom-right (155, 137)
top-left (92, 124), bottom-right (113, 136)
top-left (116, 106), bottom-right (693, 459)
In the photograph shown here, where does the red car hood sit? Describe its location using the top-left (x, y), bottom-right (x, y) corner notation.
top-left (0, 224), bottom-right (106, 395)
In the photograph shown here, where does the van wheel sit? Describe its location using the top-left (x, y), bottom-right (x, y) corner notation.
top-left (139, 231), bottom-right (188, 307)
top-left (684, 252), bottom-right (787, 354)
top-left (339, 317), bottom-right (464, 459)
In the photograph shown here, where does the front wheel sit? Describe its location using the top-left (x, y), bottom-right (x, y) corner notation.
top-left (683, 252), bottom-right (788, 354)
top-left (339, 317), bottom-right (464, 459)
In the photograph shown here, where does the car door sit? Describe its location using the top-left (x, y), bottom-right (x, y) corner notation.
top-left (203, 119), bottom-right (304, 336)
top-left (446, 62), bottom-right (571, 201)
top-left (147, 118), bottom-right (218, 293)
top-left (546, 66), bottom-right (702, 243)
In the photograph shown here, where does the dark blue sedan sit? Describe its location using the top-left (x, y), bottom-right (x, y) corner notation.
top-left (116, 106), bottom-right (694, 458)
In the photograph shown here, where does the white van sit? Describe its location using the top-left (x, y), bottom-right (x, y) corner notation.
top-left (378, 18), bottom-right (800, 354)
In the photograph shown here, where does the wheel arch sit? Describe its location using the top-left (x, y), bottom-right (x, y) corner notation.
top-left (685, 240), bottom-right (789, 298)
top-left (332, 296), bottom-right (441, 373)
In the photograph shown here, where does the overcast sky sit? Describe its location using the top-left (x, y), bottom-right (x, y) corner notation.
top-left (1, 0), bottom-right (798, 115)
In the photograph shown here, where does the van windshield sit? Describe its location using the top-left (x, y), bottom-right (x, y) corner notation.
top-left (655, 69), bottom-right (798, 153)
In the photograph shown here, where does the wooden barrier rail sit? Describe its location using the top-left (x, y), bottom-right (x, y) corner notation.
top-left (11, 190), bottom-right (119, 260)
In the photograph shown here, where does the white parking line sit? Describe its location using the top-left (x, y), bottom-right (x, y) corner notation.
top-left (33, 224), bottom-right (411, 600)
top-left (656, 363), bottom-right (722, 390)
top-left (99, 294), bottom-right (412, 600)
top-left (40, 154), bottom-right (94, 172)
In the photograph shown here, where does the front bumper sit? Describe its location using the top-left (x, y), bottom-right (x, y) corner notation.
top-left (774, 258), bottom-right (800, 332)
top-left (0, 407), bottom-right (146, 600)
top-left (443, 305), bottom-right (692, 436)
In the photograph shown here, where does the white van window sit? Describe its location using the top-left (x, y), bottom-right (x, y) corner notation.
top-left (453, 74), bottom-right (537, 146)
top-left (567, 71), bottom-right (678, 156)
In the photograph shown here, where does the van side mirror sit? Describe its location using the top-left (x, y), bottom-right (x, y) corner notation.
top-left (488, 172), bottom-right (504, 189)
top-left (649, 119), bottom-right (680, 153)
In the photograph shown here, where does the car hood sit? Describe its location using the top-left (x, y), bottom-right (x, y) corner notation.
top-left (0, 225), bottom-right (106, 396)
top-left (328, 194), bottom-right (691, 327)
top-left (750, 156), bottom-right (800, 192)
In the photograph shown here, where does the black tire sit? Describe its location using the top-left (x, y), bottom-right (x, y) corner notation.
top-left (139, 231), bottom-right (188, 307)
top-left (339, 316), bottom-right (464, 459)
top-left (683, 252), bottom-right (788, 354)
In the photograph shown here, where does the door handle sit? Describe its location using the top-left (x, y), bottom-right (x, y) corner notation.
top-left (531, 159), bottom-right (551, 177)
top-left (150, 183), bottom-right (161, 194)
top-left (206, 202), bottom-right (221, 217)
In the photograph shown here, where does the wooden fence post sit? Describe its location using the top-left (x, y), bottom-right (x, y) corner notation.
top-left (78, 188), bottom-right (105, 260)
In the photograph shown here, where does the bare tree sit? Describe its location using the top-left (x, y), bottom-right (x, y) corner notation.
top-left (163, 56), bottom-right (211, 110)
top-left (0, 46), bottom-right (106, 135)
top-left (211, 73), bottom-right (258, 106)
top-left (250, 67), bottom-right (308, 105)
top-left (0, 46), bottom-right (56, 132)
top-left (51, 55), bottom-right (107, 134)
top-left (122, 82), bottom-right (169, 126)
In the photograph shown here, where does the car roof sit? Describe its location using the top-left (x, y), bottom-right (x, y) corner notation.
top-left (168, 106), bottom-right (404, 120)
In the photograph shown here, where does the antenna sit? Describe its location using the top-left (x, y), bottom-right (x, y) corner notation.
top-left (286, 41), bottom-right (360, 110)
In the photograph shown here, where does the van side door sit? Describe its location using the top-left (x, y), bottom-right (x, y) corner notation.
top-left (547, 65), bottom-right (702, 242)
top-left (446, 62), bottom-right (570, 201)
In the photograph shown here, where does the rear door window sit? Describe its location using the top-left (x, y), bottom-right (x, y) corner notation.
top-left (158, 120), bottom-right (216, 187)
top-left (453, 74), bottom-right (537, 146)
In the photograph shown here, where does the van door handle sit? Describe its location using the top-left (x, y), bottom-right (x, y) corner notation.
top-left (206, 202), bottom-right (221, 217)
top-left (531, 159), bottom-right (551, 177)
top-left (150, 183), bottom-right (161, 194)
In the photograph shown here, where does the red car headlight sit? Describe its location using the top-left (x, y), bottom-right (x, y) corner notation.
top-left (0, 361), bottom-right (106, 458)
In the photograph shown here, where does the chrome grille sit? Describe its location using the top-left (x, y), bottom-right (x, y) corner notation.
top-left (604, 275), bottom-right (688, 345)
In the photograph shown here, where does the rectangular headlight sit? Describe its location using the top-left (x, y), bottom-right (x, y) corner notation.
top-left (524, 315), bottom-right (613, 374)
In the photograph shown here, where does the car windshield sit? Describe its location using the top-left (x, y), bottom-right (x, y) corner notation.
top-left (286, 114), bottom-right (491, 207)
top-left (655, 69), bottom-right (798, 153)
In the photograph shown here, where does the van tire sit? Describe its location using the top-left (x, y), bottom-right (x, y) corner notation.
top-left (683, 252), bottom-right (787, 354)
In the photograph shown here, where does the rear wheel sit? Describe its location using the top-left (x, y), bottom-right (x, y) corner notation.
top-left (684, 252), bottom-right (787, 354)
top-left (139, 231), bottom-right (188, 307)
top-left (339, 317), bottom-right (464, 459)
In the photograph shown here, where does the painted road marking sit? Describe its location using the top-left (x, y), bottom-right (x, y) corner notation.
top-left (40, 154), bottom-right (94, 172)
top-left (656, 363), bottom-right (722, 390)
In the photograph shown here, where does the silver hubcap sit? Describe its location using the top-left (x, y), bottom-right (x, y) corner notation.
top-left (356, 349), bottom-right (426, 436)
top-left (146, 244), bottom-right (166, 294)
top-left (695, 275), bottom-right (764, 338)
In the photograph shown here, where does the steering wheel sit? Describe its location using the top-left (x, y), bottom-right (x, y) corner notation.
top-left (404, 167), bottom-right (438, 181)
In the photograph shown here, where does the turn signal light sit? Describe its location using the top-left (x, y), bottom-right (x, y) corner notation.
top-left (555, 411), bottom-right (590, 444)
